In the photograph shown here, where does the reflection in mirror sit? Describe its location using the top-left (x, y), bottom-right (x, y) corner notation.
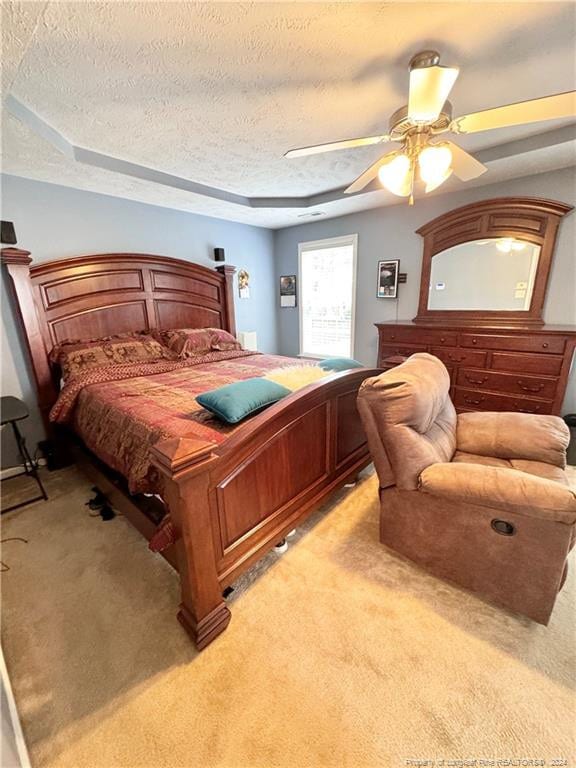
top-left (428, 238), bottom-right (541, 311)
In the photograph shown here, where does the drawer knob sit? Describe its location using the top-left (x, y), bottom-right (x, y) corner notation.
top-left (542, 342), bottom-right (549, 348)
top-left (448, 354), bottom-right (466, 363)
top-left (440, 337), bottom-right (446, 343)
top-left (390, 334), bottom-right (396, 340)
top-left (464, 396), bottom-right (485, 406)
top-left (465, 375), bottom-right (488, 386)
top-left (517, 380), bottom-right (544, 394)
top-left (471, 339), bottom-right (477, 345)
top-left (514, 403), bottom-right (541, 414)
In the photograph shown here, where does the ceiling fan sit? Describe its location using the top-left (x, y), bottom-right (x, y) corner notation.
top-left (285, 51), bottom-right (576, 204)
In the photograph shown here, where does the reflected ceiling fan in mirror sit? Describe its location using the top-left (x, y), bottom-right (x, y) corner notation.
top-left (285, 51), bottom-right (576, 204)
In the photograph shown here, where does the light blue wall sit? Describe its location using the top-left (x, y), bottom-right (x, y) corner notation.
top-left (2, 167), bottom-right (575, 470)
top-left (274, 167), bottom-right (576, 414)
top-left (1, 174), bottom-right (277, 466)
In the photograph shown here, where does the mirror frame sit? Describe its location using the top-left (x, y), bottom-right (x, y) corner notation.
top-left (414, 197), bottom-right (572, 326)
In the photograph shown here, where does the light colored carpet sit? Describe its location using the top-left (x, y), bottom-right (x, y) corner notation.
top-left (1, 465), bottom-right (575, 768)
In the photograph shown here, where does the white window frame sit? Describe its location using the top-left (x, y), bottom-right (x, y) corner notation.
top-left (298, 234), bottom-right (358, 359)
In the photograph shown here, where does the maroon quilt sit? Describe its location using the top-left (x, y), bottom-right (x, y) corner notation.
top-left (50, 351), bottom-right (304, 494)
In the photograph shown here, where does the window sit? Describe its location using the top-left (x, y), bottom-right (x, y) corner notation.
top-left (298, 234), bottom-right (357, 358)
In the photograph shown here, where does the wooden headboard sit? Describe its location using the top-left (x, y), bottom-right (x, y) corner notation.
top-left (1, 248), bottom-right (236, 426)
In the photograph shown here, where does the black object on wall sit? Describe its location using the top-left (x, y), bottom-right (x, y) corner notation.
top-left (213, 247), bottom-right (225, 262)
top-left (1, 221), bottom-right (17, 245)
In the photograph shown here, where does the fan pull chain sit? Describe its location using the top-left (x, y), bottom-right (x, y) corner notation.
top-left (408, 158), bottom-right (415, 206)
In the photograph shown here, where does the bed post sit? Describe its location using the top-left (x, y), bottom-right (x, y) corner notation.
top-left (150, 435), bottom-right (231, 650)
top-left (1, 248), bottom-right (56, 430)
top-left (216, 264), bottom-right (236, 337)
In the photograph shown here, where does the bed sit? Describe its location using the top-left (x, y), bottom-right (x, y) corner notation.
top-left (2, 249), bottom-right (379, 649)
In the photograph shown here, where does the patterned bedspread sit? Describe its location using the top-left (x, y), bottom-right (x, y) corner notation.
top-left (50, 351), bottom-right (304, 494)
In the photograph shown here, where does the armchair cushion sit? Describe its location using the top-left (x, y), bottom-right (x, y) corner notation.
top-left (510, 459), bottom-right (570, 486)
top-left (457, 412), bottom-right (569, 469)
top-left (419, 462), bottom-right (576, 525)
top-left (452, 451), bottom-right (569, 486)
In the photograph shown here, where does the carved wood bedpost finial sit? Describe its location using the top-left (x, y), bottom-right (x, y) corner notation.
top-left (216, 264), bottom-right (237, 338)
top-left (150, 435), bottom-right (231, 650)
top-left (1, 247), bottom-right (32, 265)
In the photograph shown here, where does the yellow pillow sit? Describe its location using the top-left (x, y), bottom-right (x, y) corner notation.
top-left (264, 365), bottom-right (329, 391)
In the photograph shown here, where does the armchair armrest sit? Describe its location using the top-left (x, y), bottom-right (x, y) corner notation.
top-left (419, 463), bottom-right (576, 524)
top-left (457, 412), bottom-right (569, 468)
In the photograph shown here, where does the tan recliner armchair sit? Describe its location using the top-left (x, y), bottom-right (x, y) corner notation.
top-left (357, 353), bottom-right (576, 624)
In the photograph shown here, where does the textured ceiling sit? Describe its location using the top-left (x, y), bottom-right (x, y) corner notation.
top-left (2, 1), bottom-right (575, 228)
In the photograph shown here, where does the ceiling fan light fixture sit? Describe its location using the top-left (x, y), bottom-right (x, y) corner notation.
top-left (418, 144), bottom-right (453, 191)
top-left (377, 153), bottom-right (412, 196)
top-left (286, 46), bottom-right (575, 205)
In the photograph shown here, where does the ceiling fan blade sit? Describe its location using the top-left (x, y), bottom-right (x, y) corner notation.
top-left (445, 141), bottom-right (487, 181)
top-left (408, 65), bottom-right (459, 123)
top-left (285, 135), bottom-right (390, 158)
top-left (452, 91), bottom-right (576, 134)
top-left (344, 150), bottom-right (399, 194)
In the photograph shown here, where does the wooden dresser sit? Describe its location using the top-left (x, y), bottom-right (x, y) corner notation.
top-left (376, 321), bottom-right (576, 416)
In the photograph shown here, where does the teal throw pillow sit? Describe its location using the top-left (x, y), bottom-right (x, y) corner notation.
top-left (196, 377), bottom-right (291, 424)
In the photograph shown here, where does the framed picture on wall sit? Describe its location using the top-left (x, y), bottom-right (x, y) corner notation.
top-left (377, 260), bottom-right (399, 299)
top-left (280, 275), bottom-right (297, 308)
top-left (238, 269), bottom-right (250, 299)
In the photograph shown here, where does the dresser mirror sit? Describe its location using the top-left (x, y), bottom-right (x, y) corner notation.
top-left (428, 238), bottom-right (541, 312)
top-left (414, 197), bottom-right (571, 325)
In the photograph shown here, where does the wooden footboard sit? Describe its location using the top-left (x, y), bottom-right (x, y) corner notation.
top-left (151, 367), bottom-right (380, 649)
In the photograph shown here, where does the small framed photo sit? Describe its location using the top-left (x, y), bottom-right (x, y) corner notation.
top-left (280, 274), bottom-right (297, 308)
top-left (377, 260), bottom-right (399, 299)
top-left (238, 269), bottom-right (250, 299)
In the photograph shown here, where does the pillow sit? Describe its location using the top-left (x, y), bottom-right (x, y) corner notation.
top-left (155, 327), bottom-right (242, 358)
top-left (49, 331), bottom-right (147, 362)
top-left (264, 365), bottom-right (329, 391)
top-left (51, 334), bottom-right (175, 382)
top-left (196, 378), bottom-right (291, 424)
top-left (155, 328), bottom-right (214, 358)
top-left (319, 357), bottom-right (364, 372)
top-left (210, 328), bottom-right (242, 352)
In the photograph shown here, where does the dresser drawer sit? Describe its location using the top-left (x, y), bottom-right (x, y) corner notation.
top-left (431, 347), bottom-right (487, 368)
top-left (457, 368), bottom-right (558, 400)
top-left (491, 352), bottom-right (564, 376)
top-left (454, 387), bottom-right (554, 415)
top-left (378, 343), bottom-right (428, 361)
top-left (460, 333), bottom-right (566, 355)
top-left (379, 328), bottom-right (457, 346)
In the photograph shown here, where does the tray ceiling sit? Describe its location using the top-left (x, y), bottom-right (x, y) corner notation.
top-left (2, 1), bottom-right (575, 228)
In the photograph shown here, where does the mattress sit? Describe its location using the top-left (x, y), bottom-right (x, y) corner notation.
top-left (50, 350), bottom-right (304, 494)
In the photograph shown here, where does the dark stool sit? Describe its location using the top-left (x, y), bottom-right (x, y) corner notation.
top-left (1, 396), bottom-right (48, 514)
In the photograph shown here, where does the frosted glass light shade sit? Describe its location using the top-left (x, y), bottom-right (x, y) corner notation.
top-left (418, 144), bottom-right (453, 191)
top-left (424, 167), bottom-right (453, 193)
top-left (408, 66), bottom-right (459, 123)
top-left (378, 153), bottom-right (411, 197)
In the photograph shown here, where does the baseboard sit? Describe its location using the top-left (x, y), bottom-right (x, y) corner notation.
top-left (0, 459), bottom-right (47, 481)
